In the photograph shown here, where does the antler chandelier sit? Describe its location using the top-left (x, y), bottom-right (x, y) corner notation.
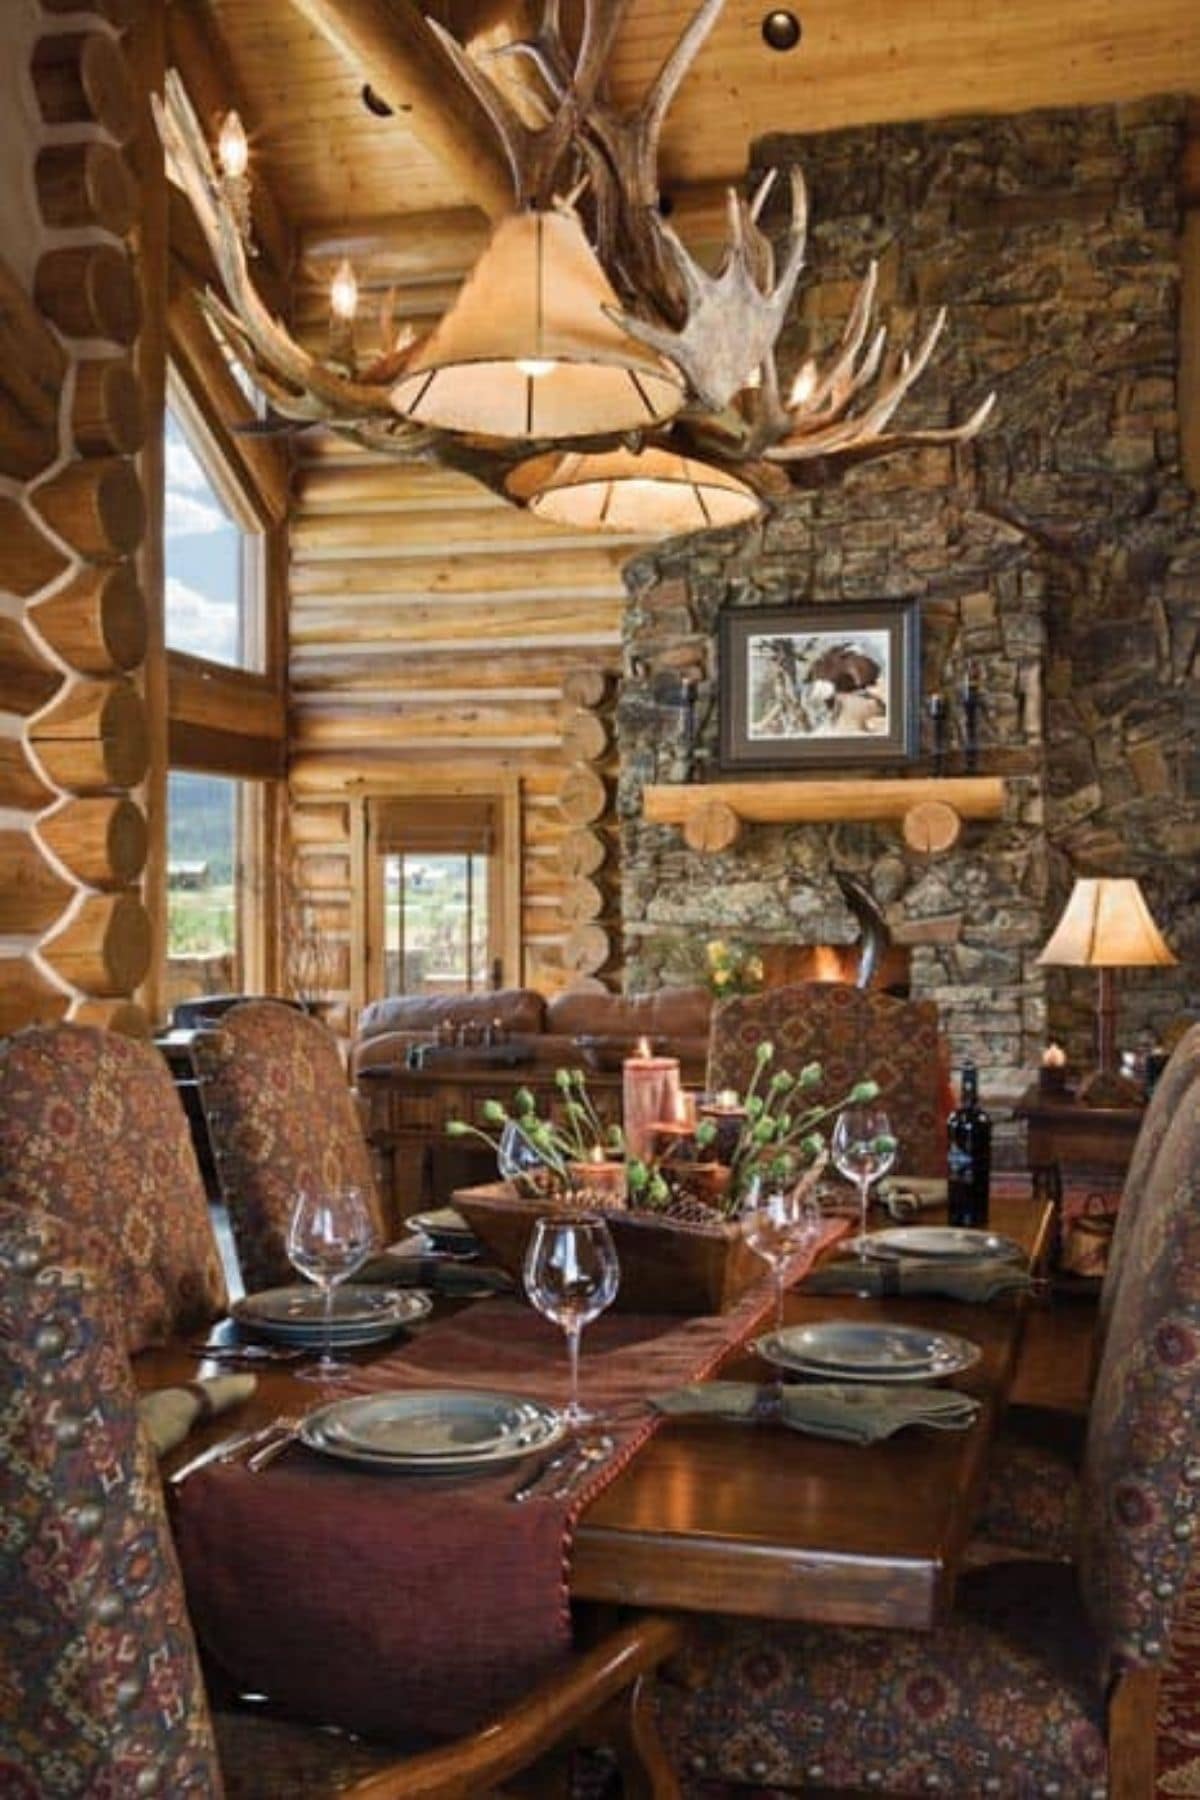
top-left (156, 0), bottom-right (996, 537)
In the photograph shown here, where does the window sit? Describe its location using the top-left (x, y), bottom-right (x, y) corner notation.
top-left (164, 399), bottom-right (262, 669)
top-left (166, 772), bottom-right (265, 1005)
top-left (368, 793), bottom-right (518, 999)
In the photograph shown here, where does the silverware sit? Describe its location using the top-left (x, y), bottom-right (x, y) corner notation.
top-left (509, 1440), bottom-right (579, 1503)
top-left (548, 1435), bottom-right (614, 1501)
top-left (244, 1416), bottom-right (305, 1473)
top-left (168, 1419), bottom-right (293, 1488)
top-left (187, 1342), bottom-right (305, 1364)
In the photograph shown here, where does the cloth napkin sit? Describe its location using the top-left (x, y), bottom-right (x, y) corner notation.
top-left (803, 1259), bottom-right (1031, 1303)
top-left (137, 1374), bottom-right (257, 1457)
top-left (653, 1380), bottom-right (980, 1444)
top-left (877, 1177), bottom-right (948, 1220)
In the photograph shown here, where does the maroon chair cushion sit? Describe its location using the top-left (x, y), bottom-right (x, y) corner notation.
top-left (193, 1001), bottom-right (387, 1294)
top-left (0, 1202), bottom-right (223, 1797)
top-left (0, 1023), bottom-right (227, 1353)
top-left (655, 1561), bottom-right (1106, 1794)
top-left (973, 1407), bottom-right (1085, 1560)
top-left (707, 984), bottom-right (950, 1177)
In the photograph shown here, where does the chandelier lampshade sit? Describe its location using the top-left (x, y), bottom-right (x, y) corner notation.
top-left (390, 211), bottom-right (686, 439)
top-left (508, 446), bottom-right (763, 535)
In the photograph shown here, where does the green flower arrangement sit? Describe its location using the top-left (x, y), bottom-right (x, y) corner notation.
top-left (705, 938), bottom-right (765, 998)
top-left (447, 1046), bottom-right (881, 1223)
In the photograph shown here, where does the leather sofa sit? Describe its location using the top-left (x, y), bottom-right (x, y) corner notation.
top-left (350, 985), bottom-right (713, 1082)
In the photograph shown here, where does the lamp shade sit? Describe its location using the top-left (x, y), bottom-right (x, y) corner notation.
top-left (1037, 877), bottom-right (1177, 969)
top-left (390, 210), bottom-right (685, 439)
top-left (508, 446), bottom-right (763, 535)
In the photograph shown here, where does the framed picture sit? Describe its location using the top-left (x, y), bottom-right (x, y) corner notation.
top-left (718, 600), bottom-right (921, 770)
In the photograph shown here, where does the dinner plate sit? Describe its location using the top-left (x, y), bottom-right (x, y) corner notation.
top-left (300, 1389), bottom-right (565, 1471)
top-left (231, 1285), bottom-right (432, 1346)
top-left (859, 1226), bottom-right (1026, 1264)
top-left (754, 1321), bottom-right (981, 1383)
top-left (408, 1209), bottom-right (479, 1256)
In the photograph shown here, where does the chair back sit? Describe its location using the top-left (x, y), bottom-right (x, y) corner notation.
top-left (707, 982), bottom-right (951, 1176)
top-left (1098, 1023), bottom-right (1200, 1338)
top-left (0, 1023), bottom-right (227, 1351)
top-left (0, 1201), bottom-right (223, 1795)
top-left (1077, 1085), bottom-right (1200, 1677)
top-left (193, 1000), bottom-right (387, 1293)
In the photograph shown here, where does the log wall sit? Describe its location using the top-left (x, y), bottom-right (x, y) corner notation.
top-left (0, 0), bottom-right (153, 1037)
top-left (287, 429), bottom-right (634, 1013)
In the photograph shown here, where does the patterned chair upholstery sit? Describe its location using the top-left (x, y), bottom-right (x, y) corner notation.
top-left (656, 1088), bottom-right (1200, 1794)
top-left (191, 1001), bottom-right (390, 1294)
top-left (974, 1023), bottom-right (1200, 1558)
top-left (0, 1022), bottom-right (227, 1352)
top-left (0, 1204), bottom-right (683, 1799)
top-left (707, 984), bottom-right (951, 1177)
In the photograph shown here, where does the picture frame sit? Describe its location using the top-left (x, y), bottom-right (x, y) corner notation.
top-left (718, 600), bottom-right (921, 770)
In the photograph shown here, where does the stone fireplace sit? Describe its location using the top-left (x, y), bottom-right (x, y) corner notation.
top-left (615, 97), bottom-right (1200, 1100)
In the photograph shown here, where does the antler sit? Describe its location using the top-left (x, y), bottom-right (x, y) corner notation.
top-left (153, 71), bottom-right (431, 436)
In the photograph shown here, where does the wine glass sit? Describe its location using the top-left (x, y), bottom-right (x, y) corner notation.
top-left (739, 1174), bottom-right (824, 1332)
top-left (832, 1106), bottom-right (898, 1260)
top-left (523, 1213), bottom-right (619, 1428)
top-left (286, 1185), bottom-right (379, 1383)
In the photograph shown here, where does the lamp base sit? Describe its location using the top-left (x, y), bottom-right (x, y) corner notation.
top-left (1075, 1066), bottom-right (1143, 1110)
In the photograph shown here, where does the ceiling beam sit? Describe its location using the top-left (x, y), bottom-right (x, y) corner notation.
top-left (286, 0), bottom-right (515, 220)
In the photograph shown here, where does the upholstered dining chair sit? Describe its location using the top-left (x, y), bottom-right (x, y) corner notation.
top-left (974, 1022), bottom-right (1200, 1560)
top-left (0, 1020), bottom-right (227, 1351)
top-left (707, 983), bottom-right (952, 1176)
top-left (0, 1199), bottom-right (684, 1799)
top-left (653, 1081), bottom-right (1200, 1795)
top-left (192, 999), bottom-right (390, 1295)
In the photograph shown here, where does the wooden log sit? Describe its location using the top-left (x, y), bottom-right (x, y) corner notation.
top-left (0, 498), bottom-right (69, 598)
top-left (71, 358), bottom-right (146, 457)
top-left (562, 708), bottom-right (609, 764)
top-left (30, 30), bottom-right (139, 142)
top-left (561, 876), bottom-right (607, 926)
top-left (0, 254), bottom-right (68, 480)
top-left (0, 618), bottom-right (61, 715)
top-left (34, 244), bottom-right (142, 345)
top-left (67, 997), bottom-right (151, 1036)
top-left (562, 923), bottom-right (612, 977)
top-left (683, 799), bottom-right (742, 855)
top-left (32, 458), bottom-right (146, 561)
top-left (41, 890), bottom-right (152, 996)
top-left (643, 777), bottom-right (1007, 830)
top-left (0, 958), bottom-right (70, 1035)
top-left (0, 734), bottom-right (56, 811)
top-left (36, 142), bottom-right (138, 236)
top-left (560, 827), bottom-right (608, 879)
top-left (41, 0), bottom-right (137, 24)
top-left (290, 705), bottom-right (557, 752)
top-left (31, 564), bottom-right (148, 673)
top-left (37, 795), bottom-right (148, 887)
top-left (559, 766), bottom-right (608, 826)
top-left (28, 678), bottom-right (149, 792)
top-left (0, 830), bottom-right (73, 933)
top-left (901, 799), bottom-right (963, 857)
top-left (562, 668), bottom-right (609, 709)
top-left (290, 804), bottom-right (350, 846)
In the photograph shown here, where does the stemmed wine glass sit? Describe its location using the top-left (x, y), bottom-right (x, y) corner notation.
top-left (832, 1106), bottom-right (897, 1260)
top-left (739, 1174), bottom-right (824, 1332)
top-left (523, 1213), bottom-right (620, 1428)
top-left (286, 1185), bottom-right (379, 1383)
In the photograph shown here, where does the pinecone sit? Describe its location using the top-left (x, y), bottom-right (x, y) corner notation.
top-left (657, 1195), bottom-right (726, 1227)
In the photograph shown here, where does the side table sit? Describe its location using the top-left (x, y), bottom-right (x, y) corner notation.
top-left (1013, 1084), bottom-right (1143, 1287)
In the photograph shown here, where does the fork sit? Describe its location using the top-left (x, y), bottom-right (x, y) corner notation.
top-left (244, 1415), bottom-right (305, 1473)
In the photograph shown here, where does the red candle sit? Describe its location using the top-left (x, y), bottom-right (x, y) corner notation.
top-left (622, 1038), bottom-right (681, 1161)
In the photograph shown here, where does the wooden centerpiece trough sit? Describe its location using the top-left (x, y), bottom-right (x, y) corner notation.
top-left (454, 1182), bottom-right (767, 1316)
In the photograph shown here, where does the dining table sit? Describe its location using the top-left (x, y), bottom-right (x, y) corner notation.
top-left (138, 1189), bottom-right (1054, 1655)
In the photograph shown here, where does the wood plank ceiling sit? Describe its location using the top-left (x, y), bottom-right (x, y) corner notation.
top-left (189, 0), bottom-right (1200, 1006)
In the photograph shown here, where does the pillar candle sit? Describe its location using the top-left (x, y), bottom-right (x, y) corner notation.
top-left (622, 1038), bottom-right (681, 1161)
top-left (567, 1147), bottom-right (628, 1207)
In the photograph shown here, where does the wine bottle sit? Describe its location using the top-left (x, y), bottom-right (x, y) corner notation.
top-left (947, 1060), bottom-right (991, 1228)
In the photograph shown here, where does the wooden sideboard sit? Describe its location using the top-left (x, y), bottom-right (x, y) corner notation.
top-left (358, 1062), bottom-right (626, 1223)
top-left (1014, 1084), bottom-right (1143, 1187)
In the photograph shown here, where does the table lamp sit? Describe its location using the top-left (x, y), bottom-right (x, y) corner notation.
top-left (1037, 877), bottom-right (1177, 1106)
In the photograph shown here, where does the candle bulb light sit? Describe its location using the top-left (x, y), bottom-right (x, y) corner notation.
top-left (1039, 1039), bottom-right (1069, 1095)
top-left (329, 258), bottom-right (359, 366)
top-left (216, 111), bottom-right (252, 242)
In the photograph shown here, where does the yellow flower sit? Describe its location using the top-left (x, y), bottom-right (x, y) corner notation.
top-left (706, 940), bottom-right (727, 964)
top-left (712, 968), bottom-right (731, 987)
top-left (747, 957), bottom-right (764, 981)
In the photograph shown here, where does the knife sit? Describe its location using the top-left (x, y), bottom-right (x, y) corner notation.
top-left (168, 1420), bottom-right (289, 1488)
top-left (509, 1440), bottom-right (580, 1504)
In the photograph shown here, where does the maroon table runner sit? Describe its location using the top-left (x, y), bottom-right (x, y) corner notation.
top-left (171, 1220), bottom-right (845, 1740)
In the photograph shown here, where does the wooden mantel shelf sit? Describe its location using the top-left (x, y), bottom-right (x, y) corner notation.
top-left (643, 775), bottom-right (1006, 854)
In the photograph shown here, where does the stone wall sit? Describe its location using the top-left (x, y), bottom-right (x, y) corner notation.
top-left (617, 98), bottom-right (1200, 1094)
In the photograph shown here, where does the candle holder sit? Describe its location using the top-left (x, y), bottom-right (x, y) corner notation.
top-left (697, 1093), bottom-right (748, 1165)
top-left (567, 1156), bottom-right (628, 1207)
